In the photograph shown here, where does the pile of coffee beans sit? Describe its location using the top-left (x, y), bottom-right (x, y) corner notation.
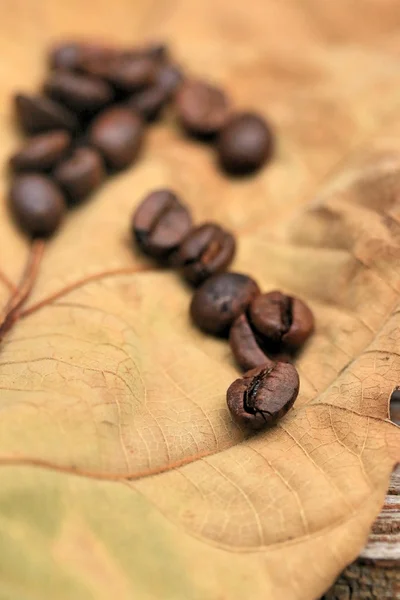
top-left (7, 38), bottom-right (312, 432)
top-left (132, 189), bottom-right (315, 430)
top-left (8, 38), bottom-right (273, 239)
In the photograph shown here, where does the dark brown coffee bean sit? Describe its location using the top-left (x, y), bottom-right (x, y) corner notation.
top-left (108, 55), bottom-right (157, 91)
top-left (53, 147), bottom-right (105, 202)
top-left (76, 46), bottom-right (120, 79)
top-left (127, 65), bottom-right (183, 120)
top-left (9, 174), bottom-right (66, 237)
top-left (140, 42), bottom-right (168, 63)
top-left (229, 291), bottom-right (314, 371)
top-left (229, 313), bottom-right (273, 371)
top-left (190, 272), bottom-right (260, 336)
top-left (127, 86), bottom-right (167, 121)
top-left (227, 362), bottom-right (300, 430)
top-left (176, 80), bottom-right (230, 136)
top-left (173, 223), bottom-right (236, 285)
top-left (250, 291), bottom-right (314, 349)
top-left (89, 107), bottom-right (144, 170)
top-left (133, 189), bottom-right (192, 259)
top-left (158, 65), bottom-right (183, 97)
top-left (10, 131), bottom-right (71, 172)
top-left (44, 71), bottom-right (114, 113)
top-left (217, 112), bottom-right (273, 174)
top-left (14, 94), bottom-right (78, 134)
top-left (49, 41), bottom-right (117, 71)
top-left (49, 42), bottom-right (83, 70)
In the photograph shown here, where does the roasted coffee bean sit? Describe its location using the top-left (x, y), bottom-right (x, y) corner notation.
top-left (229, 291), bottom-right (314, 370)
top-left (217, 112), bottom-right (273, 174)
top-left (77, 55), bottom-right (114, 79)
top-left (158, 65), bottom-right (183, 97)
top-left (89, 107), bottom-right (144, 170)
top-left (227, 362), bottom-right (300, 430)
top-left (176, 80), bottom-right (230, 136)
top-left (127, 65), bottom-right (183, 120)
top-left (140, 42), bottom-right (168, 63)
top-left (44, 71), bottom-right (114, 113)
top-left (10, 130), bottom-right (71, 172)
top-left (190, 272), bottom-right (260, 336)
top-left (173, 223), bottom-right (236, 285)
top-left (133, 189), bottom-right (192, 259)
top-left (127, 86), bottom-right (167, 121)
top-left (250, 291), bottom-right (314, 349)
top-left (230, 313), bottom-right (273, 371)
top-left (53, 147), bottom-right (105, 202)
top-left (14, 93), bottom-right (78, 134)
top-left (49, 41), bottom-right (83, 70)
top-left (108, 55), bottom-right (157, 91)
top-left (9, 174), bottom-right (66, 237)
top-left (49, 41), bottom-right (116, 71)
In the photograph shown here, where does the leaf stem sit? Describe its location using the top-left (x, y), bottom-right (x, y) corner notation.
top-left (0, 240), bottom-right (45, 341)
top-left (19, 265), bottom-right (156, 319)
top-left (0, 271), bottom-right (16, 293)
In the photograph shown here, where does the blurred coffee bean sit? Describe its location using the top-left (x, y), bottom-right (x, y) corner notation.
top-left (44, 71), bottom-right (114, 113)
top-left (14, 93), bottom-right (78, 134)
top-left (53, 147), bottom-right (105, 202)
top-left (10, 130), bottom-right (71, 172)
top-left (108, 55), bottom-right (157, 92)
top-left (176, 80), bottom-right (230, 136)
top-left (217, 112), bottom-right (273, 174)
top-left (49, 41), bottom-right (117, 71)
top-left (140, 42), bottom-right (168, 62)
top-left (132, 189), bottom-right (192, 259)
top-left (9, 174), bottom-right (66, 237)
top-left (128, 65), bottom-right (183, 120)
top-left (89, 106), bottom-right (144, 170)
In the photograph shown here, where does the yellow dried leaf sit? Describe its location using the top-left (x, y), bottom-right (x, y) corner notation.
top-left (0, 1), bottom-right (399, 599)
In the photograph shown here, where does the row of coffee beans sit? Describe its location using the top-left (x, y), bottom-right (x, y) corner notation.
top-left (132, 189), bottom-right (314, 430)
top-left (8, 39), bottom-right (273, 239)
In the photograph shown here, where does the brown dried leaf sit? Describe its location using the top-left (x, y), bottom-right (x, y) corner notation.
top-left (0, 1), bottom-right (400, 599)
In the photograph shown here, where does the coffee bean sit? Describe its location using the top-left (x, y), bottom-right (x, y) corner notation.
top-left (229, 291), bottom-right (314, 370)
top-left (108, 55), bottom-right (157, 91)
top-left (217, 112), bottom-right (273, 174)
top-left (176, 80), bottom-right (230, 136)
top-left (158, 65), bottom-right (183, 97)
top-left (140, 42), bottom-right (168, 63)
top-left (53, 147), bottom-right (105, 202)
top-left (44, 71), bottom-right (114, 113)
top-left (76, 48), bottom-right (119, 79)
top-left (9, 174), bottom-right (66, 237)
top-left (127, 86), bottom-right (167, 121)
top-left (190, 272), bottom-right (260, 336)
top-left (227, 362), bottom-right (300, 430)
top-left (250, 291), bottom-right (314, 349)
top-left (127, 65), bottom-right (183, 120)
top-left (10, 130), bottom-right (71, 172)
top-left (229, 313), bottom-right (273, 371)
top-left (89, 107), bottom-right (144, 170)
top-left (49, 42), bottom-right (82, 70)
top-left (14, 94), bottom-right (78, 134)
top-left (133, 189), bottom-right (192, 259)
top-left (173, 223), bottom-right (236, 285)
top-left (49, 41), bottom-right (116, 71)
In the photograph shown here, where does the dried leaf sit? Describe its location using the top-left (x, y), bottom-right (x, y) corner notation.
top-left (0, 1), bottom-right (400, 599)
